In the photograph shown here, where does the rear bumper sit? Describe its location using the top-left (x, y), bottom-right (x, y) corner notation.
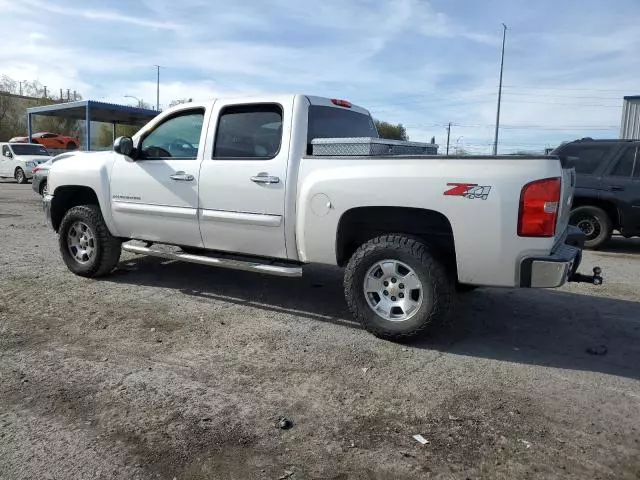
top-left (43, 194), bottom-right (54, 229)
top-left (519, 226), bottom-right (592, 288)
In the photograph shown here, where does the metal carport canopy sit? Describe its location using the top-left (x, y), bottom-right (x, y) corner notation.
top-left (26, 100), bottom-right (159, 151)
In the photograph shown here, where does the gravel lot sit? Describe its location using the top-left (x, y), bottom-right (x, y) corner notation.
top-left (1, 180), bottom-right (639, 480)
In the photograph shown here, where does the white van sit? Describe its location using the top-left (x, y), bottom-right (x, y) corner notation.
top-left (0, 142), bottom-right (52, 183)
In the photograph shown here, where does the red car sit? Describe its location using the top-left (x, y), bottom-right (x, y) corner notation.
top-left (9, 132), bottom-right (80, 150)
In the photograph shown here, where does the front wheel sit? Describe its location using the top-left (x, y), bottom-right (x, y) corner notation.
top-left (344, 235), bottom-right (454, 340)
top-left (15, 168), bottom-right (27, 184)
top-left (58, 205), bottom-right (122, 277)
top-left (570, 205), bottom-right (612, 250)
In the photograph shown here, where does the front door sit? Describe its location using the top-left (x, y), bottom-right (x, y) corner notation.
top-left (604, 143), bottom-right (640, 233)
top-left (198, 100), bottom-right (291, 259)
top-left (0, 145), bottom-right (10, 176)
top-left (109, 108), bottom-right (206, 246)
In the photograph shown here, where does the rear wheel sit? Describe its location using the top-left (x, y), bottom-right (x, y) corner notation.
top-left (58, 205), bottom-right (122, 277)
top-left (66, 142), bottom-right (77, 150)
top-left (344, 235), bottom-right (454, 340)
top-left (570, 205), bottom-right (612, 250)
top-left (15, 168), bottom-right (27, 184)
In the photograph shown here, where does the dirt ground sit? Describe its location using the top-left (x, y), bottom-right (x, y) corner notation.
top-left (1, 180), bottom-right (639, 480)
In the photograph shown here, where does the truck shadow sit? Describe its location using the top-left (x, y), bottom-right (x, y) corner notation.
top-left (599, 236), bottom-right (640, 255)
top-left (109, 256), bottom-right (640, 381)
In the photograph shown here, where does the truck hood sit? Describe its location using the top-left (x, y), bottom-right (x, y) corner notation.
top-left (51, 150), bottom-right (110, 167)
top-left (48, 150), bottom-right (115, 195)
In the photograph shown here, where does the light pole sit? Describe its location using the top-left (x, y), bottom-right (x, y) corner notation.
top-left (154, 65), bottom-right (162, 111)
top-left (455, 136), bottom-right (464, 155)
top-left (492, 23), bottom-right (508, 156)
top-left (124, 95), bottom-right (143, 107)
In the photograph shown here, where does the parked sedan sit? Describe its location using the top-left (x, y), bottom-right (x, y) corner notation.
top-left (10, 132), bottom-right (80, 150)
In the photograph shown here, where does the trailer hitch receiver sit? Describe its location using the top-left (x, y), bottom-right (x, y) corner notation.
top-left (570, 266), bottom-right (603, 285)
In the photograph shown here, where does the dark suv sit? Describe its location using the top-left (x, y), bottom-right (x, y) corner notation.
top-left (552, 138), bottom-right (640, 249)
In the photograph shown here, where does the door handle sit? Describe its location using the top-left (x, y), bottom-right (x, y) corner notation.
top-left (170, 171), bottom-right (195, 182)
top-left (250, 173), bottom-right (280, 184)
top-left (610, 185), bottom-right (624, 191)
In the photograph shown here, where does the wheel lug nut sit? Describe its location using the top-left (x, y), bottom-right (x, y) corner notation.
top-left (391, 296), bottom-right (397, 301)
top-left (391, 278), bottom-right (397, 283)
top-left (399, 293), bottom-right (405, 299)
top-left (383, 290), bottom-right (389, 296)
top-left (399, 284), bottom-right (405, 289)
top-left (383, 281), bottom-right (389, 287)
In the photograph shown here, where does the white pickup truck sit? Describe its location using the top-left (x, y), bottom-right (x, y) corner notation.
top-left (43, 94), bottom-right (602, 339)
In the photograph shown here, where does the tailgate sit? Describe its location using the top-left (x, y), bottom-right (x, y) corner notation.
top-left (557, 166), bottom-right (576, 235)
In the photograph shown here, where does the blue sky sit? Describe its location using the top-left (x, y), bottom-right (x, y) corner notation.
top-left (2, 0), bottom-right (639, 153)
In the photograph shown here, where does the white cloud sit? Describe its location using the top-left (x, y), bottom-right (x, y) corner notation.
top-left (18, 0), bottom-right (180, 30)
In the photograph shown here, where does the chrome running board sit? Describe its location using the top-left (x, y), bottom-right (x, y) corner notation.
top-left (122, 243), bottom-right (303, 277)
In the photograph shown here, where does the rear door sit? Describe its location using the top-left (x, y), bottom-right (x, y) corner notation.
top-left (603, 143), bottom-right (640, 233)
top-left (198, 98), bottom-right (292, 259)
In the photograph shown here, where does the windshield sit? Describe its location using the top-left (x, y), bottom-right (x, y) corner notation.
top-left (307, 106), bottom-right (378, 154)
top-left (10, 144), bottom-right (50, 156)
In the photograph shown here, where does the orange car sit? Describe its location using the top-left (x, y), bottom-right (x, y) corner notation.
top-left (9, 132), bottom-right (80, 150)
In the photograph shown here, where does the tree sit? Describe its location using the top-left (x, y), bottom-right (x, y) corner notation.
top-left (0, 74), bottom-right (83, 141)
top-left (374, 120), bottom-right (408, 141)
top-left (96, 124), bottom-right (143, 148)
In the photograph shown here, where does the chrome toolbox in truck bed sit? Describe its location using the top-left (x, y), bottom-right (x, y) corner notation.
top-left (310, 137), bottom-right (438, 156)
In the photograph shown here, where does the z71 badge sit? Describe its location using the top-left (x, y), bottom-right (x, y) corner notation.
top-left (444, 183), bottom-right (492, 200)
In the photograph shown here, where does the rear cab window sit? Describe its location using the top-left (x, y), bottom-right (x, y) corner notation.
top-left (306, 105), bottom-right (378, 154)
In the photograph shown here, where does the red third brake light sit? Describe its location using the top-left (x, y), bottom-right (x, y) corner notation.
top-left (518, 177), bottom-right (561, 237)
top-left (331, 99), bottom-right (352, 108)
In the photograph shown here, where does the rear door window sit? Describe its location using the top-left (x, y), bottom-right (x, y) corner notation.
top-left (213, 104), bottom-right (283, 159)
top-left (556, 144), bottom-right (615, 174)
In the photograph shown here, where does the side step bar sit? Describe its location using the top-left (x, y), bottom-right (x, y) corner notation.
top-left (122, 244), bottom-right (303, 277)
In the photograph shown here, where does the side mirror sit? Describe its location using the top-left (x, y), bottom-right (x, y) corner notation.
top-left (113, 136), bottom-right (134, 157)
top-left (4, 151), bottom-right (12, 158)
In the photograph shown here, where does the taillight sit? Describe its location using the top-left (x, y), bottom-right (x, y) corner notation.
top-left (518, 177), bottom-right (561, 237)
top-left (331, 99), bottom-right (352, 108)
top-left (33, 167), bottom-right (40, 174)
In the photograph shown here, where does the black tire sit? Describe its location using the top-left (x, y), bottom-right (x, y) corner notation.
top-left (66, 142), bottom-right (77, 150)
top-left (15, 168), bottom-right (27, 184)
top-left (58, 205), bottom-right (122, 277)
top-left (570, 205), bottom-right (612, 250)
top-left (343, 235), bottom-right (454, 340)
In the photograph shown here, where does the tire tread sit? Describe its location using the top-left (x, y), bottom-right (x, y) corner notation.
top-left (59, 205), bottom-right (121, 277)
top-left (344, 234), bottom-right (453, 340)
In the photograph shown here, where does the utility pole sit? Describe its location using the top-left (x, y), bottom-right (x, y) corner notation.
top-left (492, 23), bottom-right (507, 156)
top-left (19, 81), bottom-right (23, 96)
top-left (43, 86), bottom-right (47, 98)
top-left (446, 122), bottom-right (451, 155)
